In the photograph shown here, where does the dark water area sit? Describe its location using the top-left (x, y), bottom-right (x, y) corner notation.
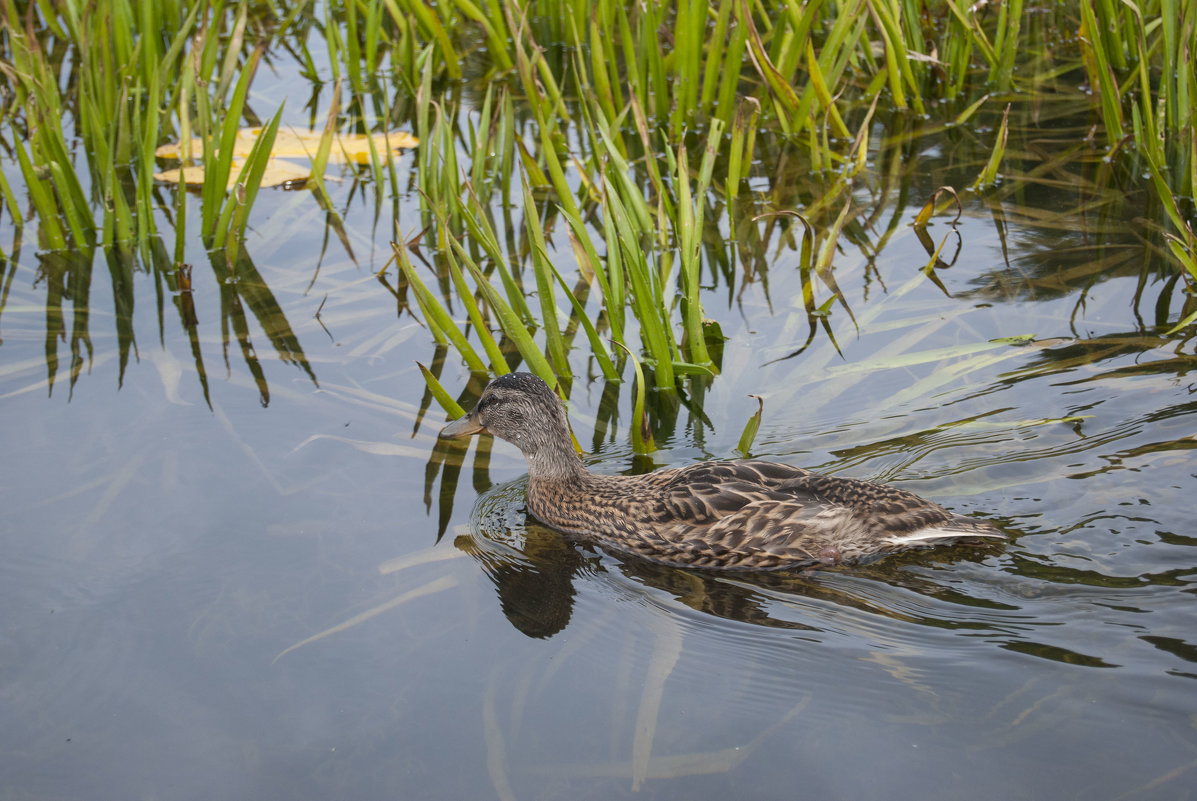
top-left (3, 39), bottom-right (1197, 801)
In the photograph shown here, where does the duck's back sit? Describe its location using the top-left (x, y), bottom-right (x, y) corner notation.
top-left (527, 459), bottom-right (1001, 570)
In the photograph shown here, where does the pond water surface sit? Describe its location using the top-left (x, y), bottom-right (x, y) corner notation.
top-left (3, 37), bottom-right (1197, 801)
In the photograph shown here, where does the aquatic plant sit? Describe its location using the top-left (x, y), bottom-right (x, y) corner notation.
top-left (1, 0), bottom-right (1194, 406)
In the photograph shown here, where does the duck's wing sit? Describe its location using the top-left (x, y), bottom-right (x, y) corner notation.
top-left (656, 499), bottom-right (1001, 570)
top-left (659, 498), bottom-right (856, 569)
top-left (768, 471), bottom-right (1004, 539)
top-left (643, 462), bottom-right (1003, 568)
top-left (645, 461), bottom-right (813, 525)
top-left (580, 462), bottom-right (813, 568)
top-left (651, 461), bottom-right (945, 530)
top-left (589, 460), bottom-right (1001, 569)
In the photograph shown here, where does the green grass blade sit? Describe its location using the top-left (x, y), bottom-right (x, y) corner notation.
top-left (973, 104), bottom-right (1010, 190)
top-left (614, 341), bottom-right (655, 454)
top-left (419, 361), bottom-right (468, 417)
top-left (462, 258), bottom-right (557, 384)
top-left (736, 395), bottom-right (764, 456)
top-left (392, 242), bottom-right (489, 373)
top-left (521, 176), bottom-right (571, 377)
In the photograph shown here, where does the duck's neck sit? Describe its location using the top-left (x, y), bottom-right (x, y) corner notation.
top-left (523, 436), bottom-right (589, 485)
top-left (521, 432), bottom-right (598, 530)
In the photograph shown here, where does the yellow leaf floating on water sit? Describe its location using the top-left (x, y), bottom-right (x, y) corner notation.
top-left (154, 128), bottom-right (418, 163)
top-left (324, 130), bottom-right (420, 163)
top-left (154, 158), bottom-right (313, 189)
top-left (152, 165), bottom-right (209, 185)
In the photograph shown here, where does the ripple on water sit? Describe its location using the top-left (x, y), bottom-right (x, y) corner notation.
top-left (466, 472), bottom-right (1196, 740)
top-left (468, 480), bottom-right (1017, 720)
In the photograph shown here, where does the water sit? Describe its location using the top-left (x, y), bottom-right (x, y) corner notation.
top-left (3, 43), bottom-right (1196, 801)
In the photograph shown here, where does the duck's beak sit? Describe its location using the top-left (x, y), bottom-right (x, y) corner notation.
top-left (440, 412), bottom-right (486, 439)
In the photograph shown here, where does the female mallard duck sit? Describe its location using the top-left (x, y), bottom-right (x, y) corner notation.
top-left (441, 373), bottom-right (1004, 571)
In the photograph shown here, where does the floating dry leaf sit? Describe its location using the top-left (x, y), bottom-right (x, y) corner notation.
top-left (154, 158), bottom-right (313, 189)
top-left (154, 128), bottom-right (418, 163)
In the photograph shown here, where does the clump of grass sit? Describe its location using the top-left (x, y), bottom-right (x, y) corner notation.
top-left (400, 0), bottom-right (1196, 407)
top-left (1075, 0), bottom-right (1197, 278)
top-left (3, 0), bottom-right (1195, 416)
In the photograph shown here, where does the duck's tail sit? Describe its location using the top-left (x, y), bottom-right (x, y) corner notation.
top-left (883, 517), bottom-right (1006, 547)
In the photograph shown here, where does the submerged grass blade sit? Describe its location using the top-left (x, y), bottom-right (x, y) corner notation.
top-left (631, 620), bottom-right (683, 791)
top-left (827, 335), bottom-right (1036, 375)
top-left (273, 575), bottom-right (457, 662)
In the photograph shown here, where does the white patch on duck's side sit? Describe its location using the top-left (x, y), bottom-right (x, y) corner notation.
top-left (882, 524), bottom-right (1005, 546)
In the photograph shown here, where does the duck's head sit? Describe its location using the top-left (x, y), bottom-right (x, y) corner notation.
top-left (440, 373), bottom-right (573, 461)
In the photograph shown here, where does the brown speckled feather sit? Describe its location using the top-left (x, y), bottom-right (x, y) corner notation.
top-left (441, 373), bottom-right (1005, 571)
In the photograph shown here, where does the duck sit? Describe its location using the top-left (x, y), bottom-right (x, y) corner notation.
top-left (440, 372), bottom-right (1005, 571)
